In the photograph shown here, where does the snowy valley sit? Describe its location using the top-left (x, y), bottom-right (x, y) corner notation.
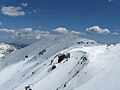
top-left (0, 34), bottom-right (119, 90)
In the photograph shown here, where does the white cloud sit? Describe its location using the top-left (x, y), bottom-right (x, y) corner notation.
top-left (1, 6), bottom-right (25, 16)
top-left (71, 30), bottom-right (81, 35)
top-left (21, 3), bottom-right (28, 7)
top-left (33, 10), bottom-right (37, 13)
top-left (26, 8), bottom-right (41, 14)
top-left (33, 30), bottom-right (50, 39)
top-left (19, 28), bottom-right (33, 34)
top-left (34, 30), bottom-right (49, 34)
top-left (86, 26), bottom-right (110, 34)
top-left (108, 0), bottom-right (115, 3)
top-left (0, 27), bottom-right (50, 40)
top-left (11, 28), bottom-right (49, 40)
top-left (52, 27), bottom-right (82, 35)
top-left (26, 10), bottom-right (39, 14)
top-left (111, 32), bottom-right (119, 35)
top-left (52, 27), bottom-right (69, 34)
top-left (102, 29), bottom-right (111, 34)
top-left (0, 28), bottom-right (15, 33)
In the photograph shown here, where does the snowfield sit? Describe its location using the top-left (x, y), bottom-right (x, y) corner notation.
top-left (0, 34), bottom-right (119, 90)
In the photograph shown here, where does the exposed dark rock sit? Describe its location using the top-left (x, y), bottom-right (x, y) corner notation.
top-left (58, 53), bottom-right (70, 63)
top-left (25, 55), bottom-right (28, 58)
top-left (51, 65), bottom-right (56, 70)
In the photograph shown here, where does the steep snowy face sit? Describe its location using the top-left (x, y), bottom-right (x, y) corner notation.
top-left (0, 42), bottom-right (18, 57)
top-left (0, 34), bottom-right (119, 90)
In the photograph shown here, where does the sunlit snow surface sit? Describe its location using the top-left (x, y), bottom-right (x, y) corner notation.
top-left (0, 34), bottom-right (119, 90)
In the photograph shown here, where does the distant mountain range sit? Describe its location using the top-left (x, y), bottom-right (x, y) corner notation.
top-left (0, 42), bottom-right (19, 57)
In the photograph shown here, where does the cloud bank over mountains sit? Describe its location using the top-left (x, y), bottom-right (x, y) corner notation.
top-left (12, 28), bottom-right (50, 40)
top-left (0, 28), bottom-right (15, 33)
top-left (0, 27), bottom-right (82, 40)
top-left (0, 26), bottom-right (118, 44)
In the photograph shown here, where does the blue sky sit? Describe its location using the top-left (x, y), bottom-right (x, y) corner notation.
top-left (0, 0), bottom-right (120, 43)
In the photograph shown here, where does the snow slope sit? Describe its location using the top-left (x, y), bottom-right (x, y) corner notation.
top-left (75, 44), bottom-right (120, 90)
top-left (0, 34), bottom-right (119, 90)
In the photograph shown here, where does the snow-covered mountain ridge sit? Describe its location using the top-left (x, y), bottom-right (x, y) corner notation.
top-left (0, 34), bottom-right (119, 90)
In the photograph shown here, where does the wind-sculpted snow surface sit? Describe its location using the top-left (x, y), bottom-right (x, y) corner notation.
top-left (0, 34), bottom-right (119, 90)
